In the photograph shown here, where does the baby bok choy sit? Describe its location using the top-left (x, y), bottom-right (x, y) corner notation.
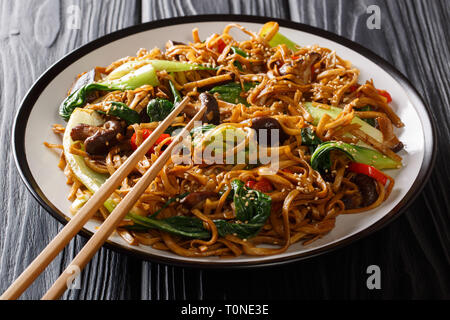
top-left (311, 141), bottom-right (401, 172)
top-left (146, 79), bottom-right (182, 122)
top-left (63, 108), bottom-right (141, 215)
top-left (214, 179), bottom-right (272, 239)
top-left (105, 59), bottom-right (216, 81)
top-left (304, 102), bottom-right (384, 144)
top-left (127, 179), bottom-right (272, 240)
top-left (209, 82), bottom-right (257, 106)
top-left (97, 101), bottom-right (141, 125)
top-left (60, 60), bottom-right (213, 121)
top-left (259, 21), bottom-right (299, 52)
top-left (59, 64), bottom-right (158, 121)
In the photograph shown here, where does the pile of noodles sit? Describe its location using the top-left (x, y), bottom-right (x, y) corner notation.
top-left (46, 23), bottom-right (402, 258)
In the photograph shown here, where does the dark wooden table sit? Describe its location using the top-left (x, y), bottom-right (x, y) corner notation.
top-left (0, 0), bottom-right (448, 300)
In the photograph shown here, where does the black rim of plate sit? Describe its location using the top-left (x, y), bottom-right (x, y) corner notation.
top-left (12, 15), bottom-right (437, 269)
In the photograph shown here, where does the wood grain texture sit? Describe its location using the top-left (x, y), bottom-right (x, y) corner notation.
top-left (0, 0), bottom-right (448, 300)
top-left (0, 0), bottom-right (141, 300)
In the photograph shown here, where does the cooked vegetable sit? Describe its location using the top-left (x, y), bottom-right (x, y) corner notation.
top-left (130, 129), bottom-right (171, 155)
top-left (231, 46), bottom-right (248, 57)
top-left (209, 82), bottom-right (256, 106)
top-left (377, 89), bottom-right (392, 103)
top-left (63, 109), bottom-right (123, 212)
top-left (69, 68), bottom-right (100, 95)
top-left (245, 178), bottom-right (273, 193)
top-left (102, 64), bottom-right (159, 90)
top-left (259, 21), bottom-right (298, 51)
top-left (214, 180), bottom-right (272, 239)
top-left (359, 106), bottom-right (376, 127)
top-left (348, 162), bottom-right (388, 185)
top-left (60, 83), bottom-right (110, 121)
top-left (231, 46), bottom-right (248, 71)
top-left (341, 173), bottom-right (379, 209)
top-left (60, 64), bottom-right (158, 121)
top-left (128, 213), bottom-right (211, 239)
top-left (250, 116), bottom-right (288, 146)
top-left (72, 119), bottom-right (123, 155)
top-left (128, 180), bottom-right (271, 240)
top-left (199, 92), bottom-right (220, 125)
top-left (169, 79), bottom-right (182, 104)
top-left (304, 102), bottom-right (384, 144)
top-left (190, 124), bottom-right (216, 147)
top-left (105, 59), bottom-right (215, 81)
top-left (195, 124), bottom-right (247, 161)
top-left (146, 98), bottom-right (174, 122)
top-left (149, 193), bottom-right (190, 218)
top-left (301, 127), bottom-right (322, 153)
top-left (311, 141), bottom-right (401, 171)
top-left (98, 101), bottom-right (140, 125)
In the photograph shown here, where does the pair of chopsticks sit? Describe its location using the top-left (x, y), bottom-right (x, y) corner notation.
top-left (1, 97), bottom-right (205, 300)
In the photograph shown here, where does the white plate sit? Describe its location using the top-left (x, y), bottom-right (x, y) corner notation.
top-left (13, 16), bottom-right (436, 267)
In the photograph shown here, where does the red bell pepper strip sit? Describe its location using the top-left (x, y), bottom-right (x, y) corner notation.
top-left (130, 129), bottom-right (171, 155)
top-left (246, 178), bottom-right (273, 193)
top-left (348, 162), bottom-right (388, 185)
top-left (216, 39), bottom-right (226, 53)
top-left (377, 89), bottom-right (392, 103)
top-left (245, 180), bottom-right (256, 189)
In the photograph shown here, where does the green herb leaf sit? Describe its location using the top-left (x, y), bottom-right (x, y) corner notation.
top-left (128, 214), bottom-right (211, 239)
top-left (214, 180), bottom-right (272, 239)
top-left (231, 46), bottom-right (248, 58)
top-left (146, 98), bottom-right (174, 122)
top-left (59, 83), bottom-right (113, 121)
top-left (98, 101), bottom-right (140, 125)
top-left (168, 77), bottom-right (182, 104)
top-left (128, 180), bottom-right (272, 240)
top-left (209, 82), bottom-right (257, 106)
top-left (60, 64), bottom-right (159, 121)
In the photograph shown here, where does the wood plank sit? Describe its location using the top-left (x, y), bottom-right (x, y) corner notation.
top-left (0, 0), bottom-right (141, 300)
top-left (142, 0), bottom-right (290, 22)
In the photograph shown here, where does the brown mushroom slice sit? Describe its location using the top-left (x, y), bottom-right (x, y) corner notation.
top-left (199, 92), bottom-right (220, 125)
top-left (69, 68), bottom-right (102, 95)
top-left (342, 173), bottom-right (379, 209)
top-left (250, 116), bottom-right (289, 147)
top-left (70, 120), bottom-right (124, 155)
top-left (70, 123), bottom-right (99, 142)
top-left (353, 174), bottom-right (379, 207)
top-left (279, 52), bottom-right (321, 83)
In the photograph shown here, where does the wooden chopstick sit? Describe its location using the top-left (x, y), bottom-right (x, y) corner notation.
top-left (0, 97), bottom-right (192, 300)
top-left (42, 104), bottom-right (207, 299)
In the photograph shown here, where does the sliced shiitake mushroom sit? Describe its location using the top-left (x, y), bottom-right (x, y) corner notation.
top-left (71, 119), bottom-right (124, 155)
top-left (199, 92), bottom-right (220, 125)
top-left (250, 116), bottom-right (289, 147)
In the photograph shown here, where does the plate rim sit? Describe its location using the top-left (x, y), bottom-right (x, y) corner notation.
top-left (12, 14), bottom-right (437, 268)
